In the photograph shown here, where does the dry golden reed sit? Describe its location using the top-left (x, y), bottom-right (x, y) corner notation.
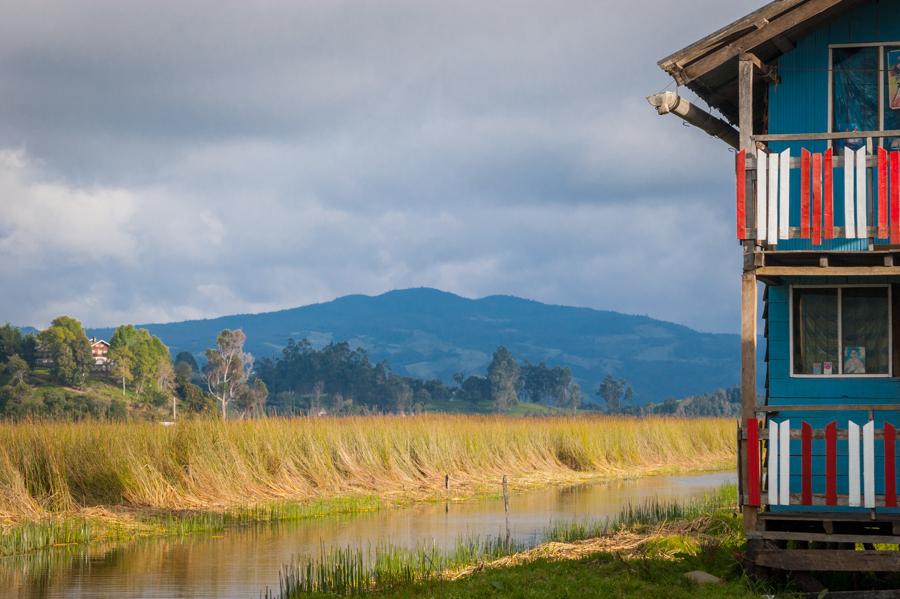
top-left (0, 415), bottom-right (734, 520)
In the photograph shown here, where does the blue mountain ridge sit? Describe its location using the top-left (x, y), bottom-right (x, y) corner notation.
top-left (87, 287), bottom-right (764, 405)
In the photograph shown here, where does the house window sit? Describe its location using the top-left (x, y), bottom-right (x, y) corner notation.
top-left (830, 43), bottom-right (900, 151)
top-left (792, 285), bottom-right (891, 376)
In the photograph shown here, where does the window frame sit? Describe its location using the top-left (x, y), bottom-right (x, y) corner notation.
top-left (828, 42), bottom-right (900, 148)
top-left (789, 283), bottom-right (893, 378)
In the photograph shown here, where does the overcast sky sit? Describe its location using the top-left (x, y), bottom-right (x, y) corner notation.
top-left (0, 0), bottom-right (762, 333)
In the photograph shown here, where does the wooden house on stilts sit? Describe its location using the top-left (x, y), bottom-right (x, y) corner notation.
top-left (652, 0), bottom-right (900, 574)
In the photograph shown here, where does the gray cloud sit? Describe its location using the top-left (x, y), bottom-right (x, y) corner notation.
top-left (0, 0), bottom-right (760, 332)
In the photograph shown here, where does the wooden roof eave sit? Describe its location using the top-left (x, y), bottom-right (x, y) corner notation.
top-left (658, 0), bottom-right (864, 125)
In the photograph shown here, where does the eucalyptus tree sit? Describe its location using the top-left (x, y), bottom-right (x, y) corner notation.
top-left (204, 329), bottom-right (253, 420)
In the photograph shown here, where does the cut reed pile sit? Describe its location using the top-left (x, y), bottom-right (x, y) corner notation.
top-left (0, 415), bottom-right (734, 520)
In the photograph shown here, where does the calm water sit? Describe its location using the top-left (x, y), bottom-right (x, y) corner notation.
top-left (2, 471), bottom-right (735, 599)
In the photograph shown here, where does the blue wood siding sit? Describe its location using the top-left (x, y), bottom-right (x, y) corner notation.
top-left (767, 276), bottom-right (900, 512)
top-left (766, 0), bottom-right (900, 245)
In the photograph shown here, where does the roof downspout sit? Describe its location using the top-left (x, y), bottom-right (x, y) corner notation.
top-left (646, 91), bottom-right (740, 150)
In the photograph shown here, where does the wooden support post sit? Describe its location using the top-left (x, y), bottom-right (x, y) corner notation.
top-left (739, 54), bottom-right (758, 535)
top-left (742, 271), bottom-right (758, 534)
top-left (739, 56), bottom-right (754, 154)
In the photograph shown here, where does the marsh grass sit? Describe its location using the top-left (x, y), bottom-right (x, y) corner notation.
top-left (270, 484), bottom-right (737, 597)
top-left (0, 415), bottom-right (733, 554)
top-left (0, 496), bottom-right (382, 556)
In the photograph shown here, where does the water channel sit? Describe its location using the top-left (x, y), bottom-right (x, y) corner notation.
top-left (2, 471), bottom-right (735, 599)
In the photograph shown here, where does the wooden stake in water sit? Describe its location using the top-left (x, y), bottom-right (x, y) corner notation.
top-left (502, 474), bottom-right (510, 543)
top-left (502, 475), bottom-right (509, 514)
top-left (444, 474), bottom-right (450, 514)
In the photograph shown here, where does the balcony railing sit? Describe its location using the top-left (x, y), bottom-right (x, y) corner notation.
top-left (743, 415), bottom-right (900, 510)
top-left (738, 130), bottom-right (900, 251)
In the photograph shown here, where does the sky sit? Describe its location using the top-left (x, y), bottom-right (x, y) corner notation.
top-left (0, 0), bottom-right (762, 333)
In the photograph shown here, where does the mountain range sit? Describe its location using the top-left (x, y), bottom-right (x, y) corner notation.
top-left (88, 288), bottom-right (761, 405)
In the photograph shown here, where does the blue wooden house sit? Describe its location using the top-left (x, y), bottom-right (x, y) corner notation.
top-left (653, 0), bottom-right (900, 573)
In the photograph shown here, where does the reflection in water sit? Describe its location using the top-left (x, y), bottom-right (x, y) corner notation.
top-left (1, 471), bottom-right (734, 599)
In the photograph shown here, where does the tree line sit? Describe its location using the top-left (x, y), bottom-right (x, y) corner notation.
top-left (0, 318), bottom-right (267, 420)
top-left (2, 317), bottom-right (730, 420)
top-left (256, 341), bottom-right (583, 415)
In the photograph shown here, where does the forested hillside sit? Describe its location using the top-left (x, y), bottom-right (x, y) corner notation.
top-left (88, 288), bottom-right (762, 404)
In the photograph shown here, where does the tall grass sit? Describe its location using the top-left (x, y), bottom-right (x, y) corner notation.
top-left (0, 415), bottom-right (733, 520)
top-left (270, 484), bottom-right (738, 597)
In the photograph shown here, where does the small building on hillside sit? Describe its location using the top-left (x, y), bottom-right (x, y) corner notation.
top-left (652, 0), bottom-right (900, 576)
top-left (89, 338), bottom-right (111, 371)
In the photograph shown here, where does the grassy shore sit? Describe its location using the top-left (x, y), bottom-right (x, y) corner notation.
top-left (0, 415), bottom-right (734, 554)
top-left (268, 485), bottom-right (759, 598)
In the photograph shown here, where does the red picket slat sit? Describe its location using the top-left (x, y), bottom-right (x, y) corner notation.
top-left (801, 421), bottom-right (812, 505)
top-left (812, 154), bottom-right (822, 245)
top-left (736, 150), bottom-right (746, 240)
top-left (746, 418), bottom-right (760, 507)
top-left (886, 422), bottom-right (897, 508)
top-left (892, 152), bottom-right (900, 244)
top-left (801, 149), bottom-right (811, 239)
top-left (879, 148), bottom-right (889, 238)
top-left (824, 148), bottom-right (834, 239)
top-left (825, 421), bottom-right (837, 506)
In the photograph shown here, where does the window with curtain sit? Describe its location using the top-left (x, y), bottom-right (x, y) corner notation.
top-left (832, 47), bottom-right (878, 152)
top-left (792, 286), bottom-right (890, 376)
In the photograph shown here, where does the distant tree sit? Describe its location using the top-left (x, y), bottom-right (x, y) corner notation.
top-left (204, 329), bottom-right (253, 420)
top-left (597, 374), bottom-right (626, 412)
top-left (559, 382), bottom-right (582, 411)
top-left (0, 324), bottom-right (23, 363)
top-left (109, 325), bottom-right (171, 396)
top-left (20, 334), bottom-right (38, 367)
top-left (387, 377), bottom-right (413, 413)
top-left (624, 385), bottom-right (634, 406)
top-left (174, 351), bottom-right (199, 373)
top-left (4, 355), bottom-right (29, 386)
top-left (174, 361), bottom-right (193, 386)
top-left (111, 346), bottom-right (135, 395)
top-left (488, 346), bottom-right (519, 410)
top-left (38, 316), bottom-right (93, 387)
top-left (235, 378), bottom-right (268, 418)
top-left (460, 375), bottom-right (490, 403)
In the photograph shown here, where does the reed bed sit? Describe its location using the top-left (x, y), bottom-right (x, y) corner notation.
top-left (0, 415), bottom-right (733, 522)
top-left (269, 484), bottom-right (738, 597)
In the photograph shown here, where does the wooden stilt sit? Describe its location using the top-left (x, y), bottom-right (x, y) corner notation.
top-left (742, 271), bottom-right (758, 533)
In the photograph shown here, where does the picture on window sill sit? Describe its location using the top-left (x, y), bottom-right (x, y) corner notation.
top-left (889, 50), bottom-right (900, 110)
top-left (843, 347), bottom-right (866, 374)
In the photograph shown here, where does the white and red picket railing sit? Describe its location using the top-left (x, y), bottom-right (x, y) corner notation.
top-left (744, 417), bottom-right (899, 509)
top-left (735, 147), bottom-right (900, 246)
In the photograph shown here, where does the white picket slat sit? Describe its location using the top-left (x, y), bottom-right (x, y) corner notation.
top-left (768, 153), bottom-right (778, 245)
top-left (864, 421), bottom-right (875, 508)
top-left (844, 146), bottom-right (856, 238)
top-left (779, 418), bottom-right (790, 506)
top-left (848, 421), bottom-right (861, 507)
top-left (856, 149), bottom-right (868, 238)
top-left (757, 149), bottom-right (768, 242)
top-left (768, 421), bottom-right (779, 506)
top-left (779, 149), bottom-right (790, 239)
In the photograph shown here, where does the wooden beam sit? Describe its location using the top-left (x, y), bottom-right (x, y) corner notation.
top-left (772, 34), bottom-right (796, 54)
top-left (739, 57), bottom-right (754, 151)
top-left (757, 404), bottom-right (900, 412)
top-left (754, 549), bottom-right (900, 572)
top-left (759, 531), bottom-right (900, 545)
top-left (681, 0), bottom-right (844, 85)
top-left (741, 271), bottom-right (758, 535)
top-left (756, 266), bottom-right (900, 276)
top-left (657, 0), bottom-right (807, 80)
top-left (740, 51), bottom-right (779, 84)
top-left (753, 129), bottom-right (900, 142)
